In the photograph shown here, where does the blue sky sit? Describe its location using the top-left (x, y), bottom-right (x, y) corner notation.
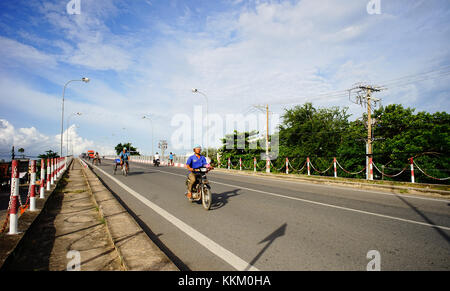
top-left (0, 0), bottom-right (449, 158)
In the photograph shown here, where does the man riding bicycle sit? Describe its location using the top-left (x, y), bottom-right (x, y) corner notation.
top-left (119, 147), bottom-right (130, 172)
top-left (185, 145), bottom-right (212, 199)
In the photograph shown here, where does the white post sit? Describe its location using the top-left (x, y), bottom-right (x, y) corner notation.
top-left (307, 157), bottom-right (311, 176)
top-left (239, 158), bottom-right (242, 171)
top-left (30, 160), bottom-right (37, 211)
top-left (50, 158), bottom-right (54, 185)
top-left (46, 158), bottom-right (51, 190)
top-left (286, 157), bottom-right (289, 175)
top-left (369, 157), bottom-right (374, 181)
top-left (334, 157), bottom-right (337, 178)
top-left (254, 157), bottom-right (256, 173)
top-left (410, 157), bottom-right (415, 183)
top-left (40, 159), bottom-right (45, 198)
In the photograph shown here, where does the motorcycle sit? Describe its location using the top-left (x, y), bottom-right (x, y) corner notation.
top-left (185, 167), bottom-right (212, 210)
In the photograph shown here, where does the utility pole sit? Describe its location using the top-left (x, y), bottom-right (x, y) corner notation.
top-left (11, 146), bottom-right (15, 160)
top-left (253, 104), bottom-right (271, 173)
top-left (349, 84), bottom-right (382, 180)
top-left (266, 104), bottom-right (269, 173)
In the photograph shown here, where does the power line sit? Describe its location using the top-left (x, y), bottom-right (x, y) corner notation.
top-left (263, 65), bottom-right (450, 106)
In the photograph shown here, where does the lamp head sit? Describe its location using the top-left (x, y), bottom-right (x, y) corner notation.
top-left (82, 77), bottom-right (90, 83)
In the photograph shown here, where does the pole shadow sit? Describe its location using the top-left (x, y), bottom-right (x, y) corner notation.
top-left (245, 223), bottom-right (287, 270)
top-left (395, 195), bottom-right (449, 244)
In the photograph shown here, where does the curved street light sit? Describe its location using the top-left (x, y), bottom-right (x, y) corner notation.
top-left (192, 88), bottom-right (209, 159)
top-left (60, 78), bottom-right (89, 157)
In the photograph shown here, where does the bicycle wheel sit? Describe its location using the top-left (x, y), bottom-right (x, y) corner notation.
top-left (201, 186), bottom-right (211, 210)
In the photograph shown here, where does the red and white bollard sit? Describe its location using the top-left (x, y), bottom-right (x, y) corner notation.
top-left (254, 157), bottom-right (257, 173)
top-left (369, 157), bottom-right (374, 180)
top-left (334, 157), bottom-right (337, 178)
top-left (239, 158), bottom-right (242, 171)
top-left (50, 158), bottom-right (55, 185)
top-left (55, 158), bottom-right (58, 179)
top-left (410, 157), bottom-right (415, 183)
top-left (40, 159), bottom-right (45, 198)
top-left (286, 157), bottom-right (289, 174)
top-left (46, 158), bottom-right (51, 190)
top-left (9, 160), bottom-right (20, 235)
top-left (307, 157), bottom-right (311, 176)
top-left (266, 158), bottom-right (270, 173)
top-left (30, 160), bottom-right (37, 211)
top-left (228, 158), bottom-right (231, 170)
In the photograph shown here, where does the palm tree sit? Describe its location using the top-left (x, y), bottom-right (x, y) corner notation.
top-left (18, 148), bottom-right (25, 158)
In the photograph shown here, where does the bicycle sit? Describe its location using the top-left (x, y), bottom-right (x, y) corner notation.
top-left (121, 162), bottom-right (129, 176)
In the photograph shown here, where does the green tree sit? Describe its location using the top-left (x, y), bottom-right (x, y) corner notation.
top-left (18, 148), bottom-right (25, 158)
top-left (370, 104), bottom-right (450, 182)
top-left (38, 150), bottom-right (60, 159)
top-left (278, 103), bottom-right (350, 172)
top-left (115, 143), bottom-right (140, 156)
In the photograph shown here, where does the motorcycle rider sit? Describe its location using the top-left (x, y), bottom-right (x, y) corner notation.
top-left (185, 145), bottom-right (212, 199)
top-left (153, 152), bottom-right (160, 166)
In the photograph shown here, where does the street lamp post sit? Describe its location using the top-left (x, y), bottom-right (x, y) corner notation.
top-left (66, 112), bottom-right (82, 156)
top-left (61, 78), bottom-right (89, 157)
top-left (192, 88), bottom-right (209, 159)
top-left (142, 115), bottom-right (154, 156)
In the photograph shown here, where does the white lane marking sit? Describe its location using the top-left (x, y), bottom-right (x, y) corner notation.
top-left (211, 170), bottom-right (450, 203)
top-left (147, 167), bottom-right (450, 231)
top-left (91, 163), bottom-right (259, 271)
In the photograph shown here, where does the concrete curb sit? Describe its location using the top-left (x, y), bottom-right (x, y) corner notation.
top-left (214, 168), bottom-right (450, 198)
top-left (79, 159), bottom-right (179, 271)
top-left (0, 159), bottom-right (73, 270)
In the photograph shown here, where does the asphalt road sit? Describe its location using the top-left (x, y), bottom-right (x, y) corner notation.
top-left (87, 159), bottom-right (450, 271)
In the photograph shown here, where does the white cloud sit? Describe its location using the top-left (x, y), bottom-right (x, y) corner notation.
top-left (0, 36), bottom-right (58, 69)
top-left (0, 119), bottom-right (114, 159)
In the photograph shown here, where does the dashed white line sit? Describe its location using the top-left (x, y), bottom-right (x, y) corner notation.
top-left (148, 166), bottom-right (450, 231)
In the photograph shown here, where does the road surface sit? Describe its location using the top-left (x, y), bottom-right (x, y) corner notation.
top-left (87, 159), bottom-right (450, 271)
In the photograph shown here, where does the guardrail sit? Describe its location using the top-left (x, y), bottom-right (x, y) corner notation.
top-left (101, 154), bottom-right (449, 185)
top-left (1, 156), bottom-right (72, 234)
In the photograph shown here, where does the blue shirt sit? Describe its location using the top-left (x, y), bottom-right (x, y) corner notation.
top-left (186, 154), bottom-right (208, 169)
top-left (119, 152), bottom-right (130, 161)
top-left (169, 154), bottom-right (173, 159)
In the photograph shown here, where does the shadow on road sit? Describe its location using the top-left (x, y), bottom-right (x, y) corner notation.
top-left (245, 223), bottom-right (287, 270)
top-left (395, 195), bottom-right (449, 244)
top-left (126, 171), bottom-right (146, 176)
top-left (210, 189), bottom-right (241, 211)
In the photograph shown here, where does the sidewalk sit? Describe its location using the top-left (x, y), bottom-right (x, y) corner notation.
top-left (3, 160), bottom-right (124, 271)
